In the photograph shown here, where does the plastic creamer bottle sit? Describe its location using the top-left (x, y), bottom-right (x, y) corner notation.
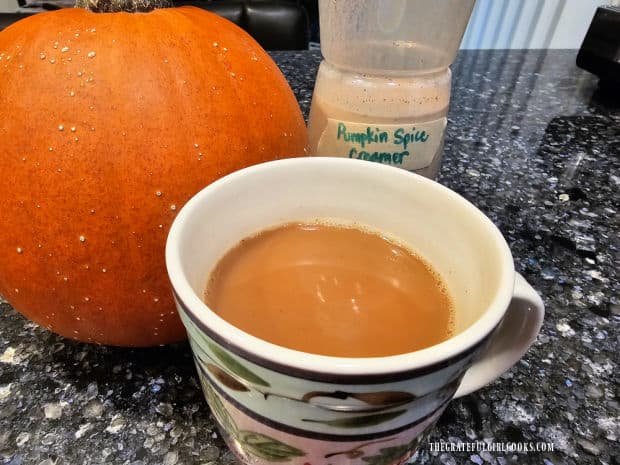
top-left (308, 0), bottom-right (475, 179)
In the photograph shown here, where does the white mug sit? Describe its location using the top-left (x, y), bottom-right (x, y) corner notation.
top-left (166, 157), bottom-right (544, 465)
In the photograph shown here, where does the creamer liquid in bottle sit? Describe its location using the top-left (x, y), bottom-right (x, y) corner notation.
top-left (308, 0), bottom-right (475, 179)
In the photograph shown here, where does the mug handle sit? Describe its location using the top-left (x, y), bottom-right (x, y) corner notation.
top-left (454, 273), bottom-right (545, 398)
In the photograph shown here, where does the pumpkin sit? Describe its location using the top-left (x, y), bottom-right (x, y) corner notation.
top-left (0, 0), bottom-right (308, 346)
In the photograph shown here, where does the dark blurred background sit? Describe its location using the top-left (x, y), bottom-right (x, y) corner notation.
top-left (1, 0), bottom-right (320, 51)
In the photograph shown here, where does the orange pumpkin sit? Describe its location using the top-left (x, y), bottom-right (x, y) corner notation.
top-left (0, 2), bottom-right (308, 346)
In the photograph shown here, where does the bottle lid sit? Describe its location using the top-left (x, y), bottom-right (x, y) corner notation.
top-left (319, 0), bottom-right (474, 74)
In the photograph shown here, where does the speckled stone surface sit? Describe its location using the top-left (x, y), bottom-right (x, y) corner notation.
top-left (1, 50), bottom-right (618, 465)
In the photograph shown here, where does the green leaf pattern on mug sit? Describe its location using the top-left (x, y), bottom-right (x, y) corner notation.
top-left (199, 372), bottom-right (305, 462)
top-left (360, 435), bottom-right (424, 465)
top-left (207, 341), bottom-right (271, 387)
top-left (194, 332), bottom-right (425, 463)
top-left (237, 431), bottom-right (305, 462)
top-left (201, 375), bottom-right (239, 437)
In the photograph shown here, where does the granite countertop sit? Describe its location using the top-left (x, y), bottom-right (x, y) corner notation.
top-left (1, 50), bottom-right (618, 465)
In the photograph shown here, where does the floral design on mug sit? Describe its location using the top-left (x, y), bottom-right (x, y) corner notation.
top-left (359, 433), bottom-right (426, 465)
top-left (322, 429), bottom-right (432, 465)
top-left (196, 350), bottom-right (411, 426)
top-left (323, 438), bottom-right (396, 459)
top-left (200, 374), bottom-right (306, 462)
top-left (191, 336), bottom-right (418, 422)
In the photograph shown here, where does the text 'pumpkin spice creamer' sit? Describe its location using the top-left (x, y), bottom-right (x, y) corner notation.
top-left (308, 0), bottom-right (475, 179)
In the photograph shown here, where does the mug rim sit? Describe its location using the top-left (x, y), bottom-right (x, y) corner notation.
top-left (165, 157), bottom-right (515, 377)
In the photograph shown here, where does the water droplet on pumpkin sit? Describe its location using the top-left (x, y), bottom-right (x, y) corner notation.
top-left (49, 147), bottom-right (53, 151)
top-left (53, 41), bottom-right (59, 49)
top-left (213, 42), bottom-right (218, 47)
top-left (79, 235), bottom-right (86, 243)
top-left (102, 268), bottom-right (107, 273)
top-left (158, 224), bottom-right (163, 229)
top-left (155, 191), bottom-right (162, 197)
top-left (50, 59), bottom-right (56, 64)
top-left (87, 51), bottom-right (96, 58)
top-left (61, 46), bottom-right (69, 53)
top-left (75, 33), bottom-right (80, 38)
top-left (170, 204), bottom-right (176, 211)
top-left (58, 125), bottom-right (64, 131)
top-left (90, 28), bottom-right (96, 33)
top-left (16, 247), bottom-right (23, 254)
top-left (14, 288), bottom-right (19, 293)
top-left (230, 72), bottom-right (236, 78)
top-left (194, 143), bottom-right (199, 148)
top-left (77, 71), bottom-right (83, 77)
top-left (84, 297), bottom-right (90, 302)
top-left (153, 298), bottom-right (159, 303)
top-left (19, 64), bottom-right (23, 69)
top-left (39, 53), bottom-right (46, 60)
top-left (223, 47), bottom-right (228, 52)
top-left (71, 126), bottom-right (76, 132)
top-left (91, 127), bottom-right (95, 131)
top-left (63, 277), bottom-right (68, 282)
top-left (142, 289), bottom-right (147, 294)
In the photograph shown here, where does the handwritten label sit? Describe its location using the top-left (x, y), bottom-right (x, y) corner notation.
top-left (316, 118), bottom-right (447, 171)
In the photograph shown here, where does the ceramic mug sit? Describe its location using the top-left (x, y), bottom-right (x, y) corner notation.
top-left (165, 157), bottom-right (544, 465)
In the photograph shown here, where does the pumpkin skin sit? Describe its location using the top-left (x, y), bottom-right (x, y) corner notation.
top-left (0, 7), bottom-right (308, 346)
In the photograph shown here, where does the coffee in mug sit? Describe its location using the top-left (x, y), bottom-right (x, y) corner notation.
top-left (204, 222), bottom-right (454, 357)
